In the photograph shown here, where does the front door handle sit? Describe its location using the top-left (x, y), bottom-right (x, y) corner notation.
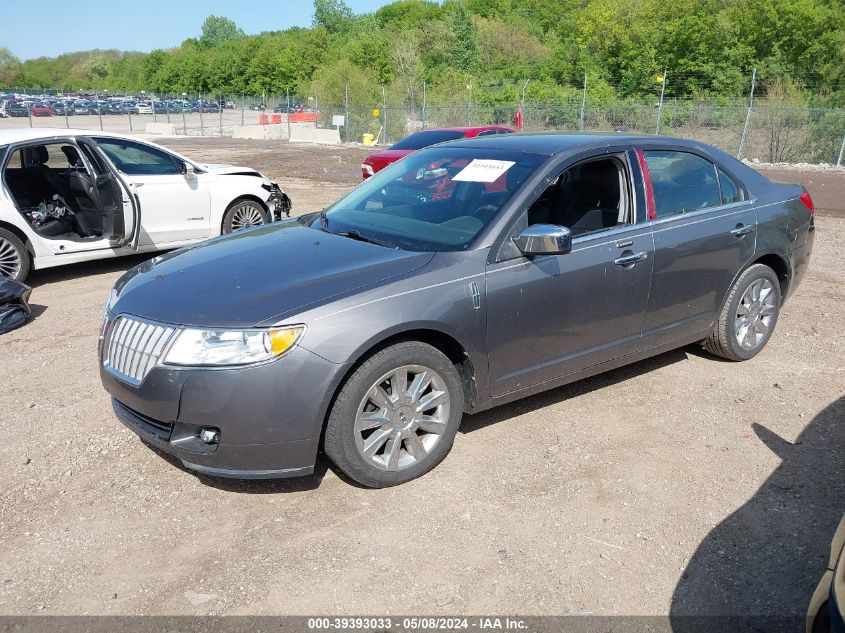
top-left (731, 224), bottom-right (754, 238)
top-left (614, 251), bottom-right (648, 266)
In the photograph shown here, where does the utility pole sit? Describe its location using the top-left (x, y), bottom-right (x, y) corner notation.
top-left (737, 67), bottom-right (757, 159)
top-left (655, 68), bottom-right (667, 135)
top-left (579, 74), bottom-right (587, 132)
top-left (382, 85), bottom-right (387, 145)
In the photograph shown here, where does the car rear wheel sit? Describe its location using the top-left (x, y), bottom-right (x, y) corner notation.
top-left (704, 263), bottom-right (782, 361)
top-left (323, 341), bottom-right (465, 488)
top-left (222, 198), bottom-right (270, 234)
top-left (0, 229), bottom-right (29, 282)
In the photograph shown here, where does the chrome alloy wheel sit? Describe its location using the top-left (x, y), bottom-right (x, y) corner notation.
top-left (735, 278), bottom-right (777, 350)
top-left (230, 202), bottom-right (266, 231)
top-left (354, 365), bottom-right (450, 472)
top-left (0, 235), bottom-right (22, 279)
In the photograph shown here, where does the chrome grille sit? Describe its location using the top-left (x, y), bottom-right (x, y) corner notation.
top-left (103, 316), bottom-right (178, 384)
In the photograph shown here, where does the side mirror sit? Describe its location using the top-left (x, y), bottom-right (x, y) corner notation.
top-left (183, 162), bottom-right (196, 178)
top-left (512, 224), bottom-right (572, 256)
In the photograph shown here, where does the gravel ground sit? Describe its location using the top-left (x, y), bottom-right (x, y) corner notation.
top-left (0, 139), bottom-right (843, 617)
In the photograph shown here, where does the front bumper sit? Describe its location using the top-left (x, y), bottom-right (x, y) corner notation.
top-left (266, 183), bottom-right (291, 220)
top-left (100, 345), bottom-right (343, 479)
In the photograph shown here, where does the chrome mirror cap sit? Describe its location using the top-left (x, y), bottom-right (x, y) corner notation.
top-left (512, 224), bottom-right (572, 256)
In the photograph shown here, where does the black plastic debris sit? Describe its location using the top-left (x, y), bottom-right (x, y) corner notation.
top-left (0, 277), bottom-right (32, 335)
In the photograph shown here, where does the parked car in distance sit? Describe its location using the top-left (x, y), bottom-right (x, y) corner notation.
top-left (807, 514), bottom-right (845, 633)
top-left (362, 126), bottom-right (517, 179)
top-left (6, 102), bottom-right (30, 117)
top-left (136, 102), bottom-right (153, 115)
top-left (99, 133), bottom-right (815, 488)
top-left (248, 103), bottom-right (265, 111)
top-left (50, 102), bottom-right (73, 116)
top-left (72, 101), bottom-right (91, 115)
top-left (0, 128), bottom-right (292, 282)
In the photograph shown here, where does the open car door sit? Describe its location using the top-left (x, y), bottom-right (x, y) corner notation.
top-left (76, 137), bottom-right (140, 248)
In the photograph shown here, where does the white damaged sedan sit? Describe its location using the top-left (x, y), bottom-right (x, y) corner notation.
top-left (0, 128), bottom-right (291, 281)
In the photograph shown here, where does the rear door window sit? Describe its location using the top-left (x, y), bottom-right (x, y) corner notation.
top-left (643, 150), bottom-right (721, 218)
top-left (717, 167), bottom-right (745, 204)
top-left (92, 137), bottom-right (181, 176)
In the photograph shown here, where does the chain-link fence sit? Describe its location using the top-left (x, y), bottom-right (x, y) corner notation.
top-left (3, 79), bottom-right (845, 166)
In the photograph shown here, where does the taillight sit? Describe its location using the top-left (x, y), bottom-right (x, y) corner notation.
top-left (361, 163), bottom-right (374, 179)
top-left (799, 191), bottom-right (814, 214)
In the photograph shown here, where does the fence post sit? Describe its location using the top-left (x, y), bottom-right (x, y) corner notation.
top-left (579, 73), bottom-right (587, 132)
top-left (286, 90), bottom-right (291, 141)
top-left (182, 110), bottom-right (187, 135)
top-left (655, 68), bottom-right (667, 135)
top-left (382, 85), bottom-right (387, 145)
top-left (422, 81), bottom-right (426, 130)
top-left (467, 79), bottom-right (472, 126)
top-left (27, 104), bottom-right (32, 128)
top-left (344, 83), bottom-right (350, 144)
top-left (98, 103), bottom-right (103, 131)
top-left (199, 99), bottom-right (204, 136)
top-left (737, 67), bottom-right (757, 159)
top-left (837, 129), bottom-right (845, 167)
top-left (218, 96), bottom-right (223, 136)
top-left (64, 107), bottom-right (70, 129)
top-left (127, 109), bottom-right (132, 132)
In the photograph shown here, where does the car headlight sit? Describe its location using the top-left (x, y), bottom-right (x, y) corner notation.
top-left (163, 325), bottom-right (305, 367)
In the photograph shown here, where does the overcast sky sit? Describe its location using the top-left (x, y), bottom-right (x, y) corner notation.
top-left (6, 0), bottom-right (393, 60)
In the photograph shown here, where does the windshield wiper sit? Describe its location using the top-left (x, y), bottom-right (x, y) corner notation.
top-left (338, 230), bottom-right (397, 249)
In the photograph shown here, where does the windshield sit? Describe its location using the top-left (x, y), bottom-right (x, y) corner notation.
top-left (319, 147), bottom-right (545, 252)
top-left (390, 130), bottom-right (468, 151)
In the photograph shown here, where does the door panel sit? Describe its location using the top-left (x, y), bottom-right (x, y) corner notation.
top-left (128, 173), bottom-right (211, 245)
top-left (485, 224), bottom-right (653, 396)
top-left (642, 205), bottom-right (756, 342)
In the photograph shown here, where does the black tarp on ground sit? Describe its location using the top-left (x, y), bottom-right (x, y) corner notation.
top-left (0, 277), bottom-right (32, 334)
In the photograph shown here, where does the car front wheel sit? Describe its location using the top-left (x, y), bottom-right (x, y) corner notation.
top-left (222, 198), bottom-right (270, 234)
top-left (323, 341), bottom-right (465, 487)
top-left (704, 263), bottom-right (782, 361)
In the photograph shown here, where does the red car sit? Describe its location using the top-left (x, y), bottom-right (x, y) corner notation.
top-left (30, 103), bottom-right (52, 117)
top-left (361, 126), bottom-right (515, 179)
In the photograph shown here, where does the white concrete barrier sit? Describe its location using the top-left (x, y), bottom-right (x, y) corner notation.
top-left (232, 125), bottom-right (267, 139)
top-left (144, 122), bottom-right (177, 135)
top-left (289, 127), bottom-right (342, 145)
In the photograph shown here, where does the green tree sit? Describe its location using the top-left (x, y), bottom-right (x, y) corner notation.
top-left (0, 48), bottom-right (21, 87)
top-left (451, 3), bottom-right (480, 73)
top-left (199, 15), bottom-right (245, 48)
top-left (313, 0), bottom-right (354, 34)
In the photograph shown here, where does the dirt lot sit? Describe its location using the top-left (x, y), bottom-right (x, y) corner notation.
top-left (1, 139), bottom-right (843, 618)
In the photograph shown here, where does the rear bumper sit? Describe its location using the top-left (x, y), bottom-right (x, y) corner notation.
top-left (101, 345), bottom-right (345, 478)
top-left (789, 217), bottom-right (815, 299)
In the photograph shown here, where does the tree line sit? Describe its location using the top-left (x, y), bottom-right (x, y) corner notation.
top-left (1, 0), bottom-right (843, 107)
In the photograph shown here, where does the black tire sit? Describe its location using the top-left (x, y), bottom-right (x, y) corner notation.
top-left (323, 341), bottom-right (465, 488)
top-left (221, 198), bottom-right (270, 234)
top-left (703, 264), bottom-right (782, 361)
top-left (0, 228), bottom-right (30, 282)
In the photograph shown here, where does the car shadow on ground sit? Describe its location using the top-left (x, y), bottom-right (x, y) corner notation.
top-left (460, 346), bottom-right (690, 434)
top-left (670, 396), bottom-right (845, 632)
top-left (143, 440), bottom-right (335, 493)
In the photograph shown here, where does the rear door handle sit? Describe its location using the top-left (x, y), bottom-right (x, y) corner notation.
top-left (731, 224), bottom-right (754, 238)
top-left (614, 251), bottom-right (648, 266)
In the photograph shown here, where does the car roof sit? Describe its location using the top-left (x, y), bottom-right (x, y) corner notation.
top-left (413, 126), bottom-right (509, 134)
top-left (441, 132), bottom-right (715, 155)
top-left (0, 127), bottom-right (141, 146)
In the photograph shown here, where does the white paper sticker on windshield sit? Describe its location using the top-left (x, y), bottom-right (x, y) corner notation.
top-left (452, 159), bottom-right (515, 183)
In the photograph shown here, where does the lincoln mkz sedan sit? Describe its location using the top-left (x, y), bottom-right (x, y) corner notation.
top-left (99, 134), bottom-right (815, 487)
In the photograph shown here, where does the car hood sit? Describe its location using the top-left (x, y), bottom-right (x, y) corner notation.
top-left (202, 163), bottom-right (264, 176)
top-left (364, 149), bottom-right (414, 164)
top-left (112, 222), bottom-right (435, 328)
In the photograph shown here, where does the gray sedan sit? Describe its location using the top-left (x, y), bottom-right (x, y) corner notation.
top-left (99, 134), bottom-right (815, 487)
